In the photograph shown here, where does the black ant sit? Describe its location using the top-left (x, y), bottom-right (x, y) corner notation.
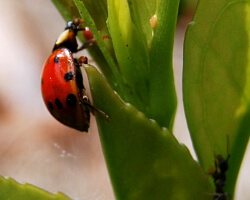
top-left (210, 154), bottom-right (231, 200)
top-left (208, 137), bottom-right (231, 200)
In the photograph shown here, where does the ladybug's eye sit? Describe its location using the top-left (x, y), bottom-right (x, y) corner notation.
top-left (65, 19), bottom-right (84, 31)
top-left (65, 21), bottom-right (74, 30)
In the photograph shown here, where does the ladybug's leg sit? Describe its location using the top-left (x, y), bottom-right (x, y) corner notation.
top-left (77, 56), bottom-right (110, 122)
top-left (77, 35), bottom-right (109, 52)
top-left (77, 38), bottom-right (96, 52)
top-left (78, 56), bottom-right (88, 65)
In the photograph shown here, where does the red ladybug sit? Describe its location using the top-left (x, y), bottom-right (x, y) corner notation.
top-left (41, 19), bottom-right (94, 131)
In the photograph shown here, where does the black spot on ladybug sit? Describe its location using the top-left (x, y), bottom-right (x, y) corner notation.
top-left (54, 55), bottom-right (60, 63)
top-left (66, 94), bottom-right (77, 107)
top-left (41, 79), bottom-right (43, 85)
top-left (55, 98), bottom-right (63, 109)
top-left (75, 65), bottom-right (84, 90)
top-left (64, 72), bottom-right (74, 81)
top-left (48, 101), bottom-right (54, 110)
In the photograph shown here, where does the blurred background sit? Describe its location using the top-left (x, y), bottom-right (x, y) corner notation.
top-left (0, 0), bottom-right (249, 199)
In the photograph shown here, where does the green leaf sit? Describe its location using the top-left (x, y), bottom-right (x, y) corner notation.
top-left (183, 0), bottom-right (250, 196)
top-left (107, 0), bottom-right (179, 129)
top-left (84, 64), bottom-right (212, 200)
top-left (148, 0), bottom-right (179, 130)
top-left (0, 176), bottom-right (70, 200)
top-left (107, 0), bottom-right (152, 111)
top-left (51, 0), bottom-right (80, 20)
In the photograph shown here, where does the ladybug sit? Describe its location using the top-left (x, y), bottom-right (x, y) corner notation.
top-left (41, 19), bottom-right (102, 131)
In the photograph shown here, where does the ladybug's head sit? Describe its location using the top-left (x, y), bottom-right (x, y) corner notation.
top-left (53, 19), bottom-right (85, 53)
top-left (65, 19), bottom-right (85, 34)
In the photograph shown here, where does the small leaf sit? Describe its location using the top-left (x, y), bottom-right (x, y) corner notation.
top-left (107, 0), bottom-right (150, 111)
top-left (0, 176), bottom-right (70, 200)
top-left (84, 64), bottom-right (212, 200)
top-left (148, 0), bottom-right (179, 130)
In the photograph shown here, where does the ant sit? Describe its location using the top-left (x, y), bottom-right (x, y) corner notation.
top-left (210, 154), bottom-right (230, 200)
top-left (208, 137), bottom-right (231, 200)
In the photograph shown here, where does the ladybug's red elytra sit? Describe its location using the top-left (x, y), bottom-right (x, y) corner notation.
top-left (41, 19), bottom-right (107, 131)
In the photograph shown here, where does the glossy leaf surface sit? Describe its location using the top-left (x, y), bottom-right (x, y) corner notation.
top-left (85, 64), bottom-right (212, 200)
top-left (0, 176), bottom-right (70, 200)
